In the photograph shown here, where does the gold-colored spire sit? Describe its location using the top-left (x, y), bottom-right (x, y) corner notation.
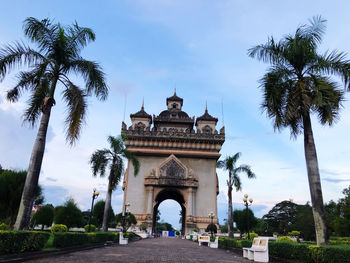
top-left (205, 101), bottom-right (208, 113)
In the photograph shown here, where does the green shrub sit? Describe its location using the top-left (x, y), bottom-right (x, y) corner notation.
top-left (321, 245), bottom-right (350, 263)
top-left (51, 224), bottom-right (68, 233)
top-left (269, 241), bottom-right (312, 262)
top-left (192, 228), bottom-right (198, 232)
top-left (277, 236), bottom-right (294, 242)
top-left (249, 232), bottom-right (258, 239)
top-left (175, 231), bottom-right (180, 235)
top-left (84, 224), bottom-right (96, 232)
top-left (0, 223), bottom-right (9, 230)
top-left (241, 239), bottom-right (253, 248)
top-left (53, 232), bottom-right (88, 248)
top-left (140, 223), bottom-right (147, 231)
top-left (288, 230), bottom-right (300, 237)
top-left (0, 231), bottom-right (50, 254)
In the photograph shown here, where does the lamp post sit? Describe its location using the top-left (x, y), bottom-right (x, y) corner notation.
top-left (243, 194), bottom-right (253, 239)
top-left (122, 203), bottom-right (130, 233)
top-left (208, 211), bottom-right (215, 238)
top-left (88, 188), bottom-right (99, 232)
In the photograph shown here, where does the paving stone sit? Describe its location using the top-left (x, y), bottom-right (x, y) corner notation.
top-left (29, 238), bottom-right (252, 263)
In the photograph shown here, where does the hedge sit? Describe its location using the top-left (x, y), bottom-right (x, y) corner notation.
top-left (218, 238), bottom-right (350, 263)
top-left (53, 232), bottom-right (117, 248)
top-left (0, 231), bottom-right (50, 254)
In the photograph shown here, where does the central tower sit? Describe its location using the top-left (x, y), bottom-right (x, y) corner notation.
top-left (121, 92), bottom-right (225, 234)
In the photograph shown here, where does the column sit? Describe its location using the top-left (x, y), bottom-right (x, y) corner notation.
top-left (146, 186), bottom-right (154, 214)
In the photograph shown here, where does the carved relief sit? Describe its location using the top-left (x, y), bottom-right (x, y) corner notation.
top-left (202, 125), bottom-right (213, 134)
top-left (160, 159), bottom-right (185, 179)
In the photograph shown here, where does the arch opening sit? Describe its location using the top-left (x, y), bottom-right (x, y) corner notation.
top-left (152, 189), bottom-right (186, 236)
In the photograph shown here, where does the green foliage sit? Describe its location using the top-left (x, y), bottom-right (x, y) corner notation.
top-left (248, 232), bottom-right (258, 239)
top-left (116, 212), bottom-right (137, 233)
top-left (92, 200), bottom-right (114, 228)
top-left (53, 232), bottom-right (89, 248)
top-left (0, 169), bottom-right (44, 226)
top-left (220, 223), bottom-right (228, 233)
top-left (54, 199), bottom-right (83, 229)
top-left (84, 224), bottom-right (96, 232)
top-left (156, 221), bottom-right (174, 231)
top-left (175, 230), bottom-right (180, 235)
top-left (31, 204), bottom-right (54, 229)
top-left (50, 224), bottom-right (68, 233)
top-left (0, 231), bottom-right (50, 254)
top-left (192, 228), bottom-right (198, 232)
top-left (233, 208), bottom-right (258, 234)
top-left (206, 223), bottom-right (217, 234)
top-left (241, 239), bottom-right (253, 248)
top-left (140, 223), bottom-right (147, 231)
top-left (269, 241), bottom-right (312, 262)
top-left (86, 232), bottom-right (115, 243)
top-left (0, 223), bottom-right (9, 230)
top-left (277, 236), bottom-right (295, 242)
top-left (288, 230), bottom-right (300, 237)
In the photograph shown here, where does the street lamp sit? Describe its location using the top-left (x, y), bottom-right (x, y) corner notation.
top-left (88, 188), bottom-right (99, 232)
top-left (243, 194), bottom-right (253, 239)
top-left (122, 203), bottom-right (130, 233)
top-left (208, 211), bottom-right (215, 238)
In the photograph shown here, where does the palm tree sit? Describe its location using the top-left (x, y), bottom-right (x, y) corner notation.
top-left (0, 17), bottom-right (108, 230)
top-left (248, 16), bottom-right (350, 245)
top-left (217, 153), bottom-right (255, 238)
top-left (90, 135), bottom-right (140, 232)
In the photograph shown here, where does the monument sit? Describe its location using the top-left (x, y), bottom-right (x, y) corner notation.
top-left (121, 91), bottom-right (225, 234)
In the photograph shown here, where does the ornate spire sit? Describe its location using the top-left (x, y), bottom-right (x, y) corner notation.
top-left (142, 97), bottom-right (144, 110)
top-left (205, 101), bottom-right (208, 113)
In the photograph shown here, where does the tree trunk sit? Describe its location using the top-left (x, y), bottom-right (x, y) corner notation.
top-left (14, 102), bottom-right (53, 230)
top-left (303, 112), bottom-right (328, 245)
top-left (227, 174), bottom-right (234, 238)
top-left (102, 178), bottom-right (112, 232)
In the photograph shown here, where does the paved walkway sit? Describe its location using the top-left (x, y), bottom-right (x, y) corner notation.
top-left (30, 238), bottom-right (251, 263)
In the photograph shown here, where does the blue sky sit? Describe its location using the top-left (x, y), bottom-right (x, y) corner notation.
top-left (1, 0), bottom-right (350, 229)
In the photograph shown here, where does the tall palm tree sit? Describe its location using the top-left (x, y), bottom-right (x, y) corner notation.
top-left (248, 16), bottom-right (350, 245)
top-left (217, 153), bottom-right (255, 238)
top-left (0, 17), bottom-right (108, 230)
top-left (90, 135), bottom-right (140, 232)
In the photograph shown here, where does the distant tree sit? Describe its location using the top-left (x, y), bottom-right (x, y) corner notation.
top-left (0, 17), bottom-right (108, 230)
top-left (263, 201), bottom-right (298, 235)
top-left (31, 204), bottom-right (54, 230)
top-left (253, 218), bottom-right (269, 236)
top-left (116, 212), bottom-right (137, 233)
top-left (156, 221), bottom-right (174, 232)
top-left (206, 223), bottom-right (217, 235)
top-left (294, 203), bottom-right (315, 241)
top-left (0, 169), bottom-right (43, 227)
top-left (92, 200), bottom-right (114, 228)
top-left (249, 16), bottom-right (350, 245)
top-left (217, 153), bottom-right (256, 238)
top-left (233, 209), bottom-right (258, 236)
top-left (54, 199), bottom-right (83, 229)
top-left (90, 135), bottom-right (140, 232)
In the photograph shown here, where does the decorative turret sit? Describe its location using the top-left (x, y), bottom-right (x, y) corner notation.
top-left (166, 89), bottom-right (183, 110)
top-left (195, 103), bottom-right (218, 134)
top-left (130, 101), bottom-right (152, 130)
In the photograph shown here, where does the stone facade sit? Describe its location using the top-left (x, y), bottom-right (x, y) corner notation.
top-left (121, 92), bottom-right (225, 234)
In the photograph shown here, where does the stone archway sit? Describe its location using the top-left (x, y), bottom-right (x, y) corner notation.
top-left (121, 92), bottom-right (224, 234)
top-left (152, 189), bottom-right (186, 235)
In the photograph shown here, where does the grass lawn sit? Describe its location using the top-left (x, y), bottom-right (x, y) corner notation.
top-left (42, 234), bottom-right (59, 251)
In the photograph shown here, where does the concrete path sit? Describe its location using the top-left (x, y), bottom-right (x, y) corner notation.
top-left (29, 238), bottom-right (252, 263)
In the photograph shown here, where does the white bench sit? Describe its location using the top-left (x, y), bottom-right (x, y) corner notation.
top-left (198, 235), bottom-right (210, 246)
top-left (243, 237), bottom-right (269, 262)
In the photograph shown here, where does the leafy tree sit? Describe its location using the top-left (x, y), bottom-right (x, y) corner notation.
top-left (294, 203), bottom-right (315, 241)
top-left (206, 223), bottom-right (217, 236)
top-left (0, 17), bottom-right (108, 230)
top-left (156, 221), bottom-right (174, 232)
top-left (90, 135), bottom-right (139, 232)
top-left (92, 200), bottom-right (114, 228)
top-left (254, 218), bottom-right (269, 236)
top-left (0, 169), bottom-right (43, 227)
top-left (263, 201), bottom-right (299, 235)
top-left (115, 212), bottom-right (137, 233)
top-left (31, 204), bottom-right (54, 230)
top-left (233, 209), bottom-right (258, 236)
top-left (220, 222), bottom-right (228, 233)
top-left (217, 152), bottom-right (256, 238)
top-left (248, 16), bottom-right (350, 245)
top-left (54, 199), bottom-right (83, 229)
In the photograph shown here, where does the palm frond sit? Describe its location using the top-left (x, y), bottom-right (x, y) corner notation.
top-left (309, 75), bottom-right (343, 125)
top-left (108, 136), bottom-right (124, 154)
top-left (248, 36), bottom-right (285, 64)
top-left (23, 17), bottom-right (58, 52)
top-left (66, 58), bottom-right (108, 100)
top-left (0, 42), bottom-right (44, 81)
top-left (90, 149), bottom-right (110, 177)
top-left (232, 174), bottom-right (242, 191)
top-left (109, 156), bottom-right (124, 191)
top-left (236, 164), bottom-right (256, 179)
top-left (23, 77), bottom-right (50, 126)
top-left (67, 22), bottom-right (95, 54)
top-left (62, 81), bottom-right (87, 145)
top-left (123, 150), bottom-right (140, 176)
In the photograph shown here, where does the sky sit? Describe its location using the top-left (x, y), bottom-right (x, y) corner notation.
top-left (1, 0), bottom-right (350, 230)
